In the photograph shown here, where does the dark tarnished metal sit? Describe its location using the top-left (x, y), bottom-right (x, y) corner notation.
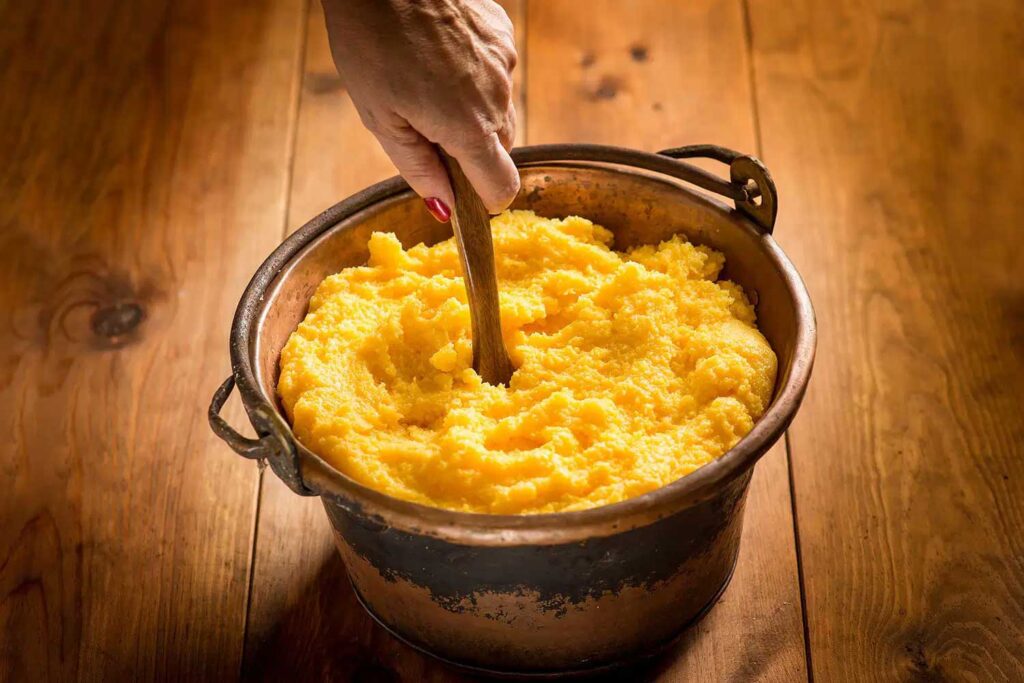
top-left (208, 376), bottom-right (313, 495)
top-left (658, 144), bottom-right (779, 233)
top-left (347, 552), bottom-right (739, 679)
top-left (322, 471), bottom-right (752, 673)
top-left (518, 143), bottom-right (749, 203)
top-left (208, 376), bottom-right (264, 460)
top-left (729, 155), bottom-right (778, 233)
top-left (208, 143), bottom-right (816, 675)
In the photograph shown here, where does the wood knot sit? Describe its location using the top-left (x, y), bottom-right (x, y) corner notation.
top-left (91, 301), bottom-right (145, 346)
top-left (36, 257), bottom-right (163, 352)
top-left (629, 44), bottom-right (649, 62)
top-left (589, 75), bottom-right (622, 101)
top-left (902, 640), bottom-right (943, 677)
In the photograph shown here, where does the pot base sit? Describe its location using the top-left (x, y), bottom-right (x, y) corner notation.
top-left (346, 554), bottom-right (740, 679)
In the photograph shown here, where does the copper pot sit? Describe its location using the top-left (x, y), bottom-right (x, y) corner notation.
top-left (209, 144), bottom-right (816, 676)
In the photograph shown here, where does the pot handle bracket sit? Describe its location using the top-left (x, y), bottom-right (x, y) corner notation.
top-left (657, 144), bottom-right (778, 234)
top-left (208, 376), bottom-right (315, 496)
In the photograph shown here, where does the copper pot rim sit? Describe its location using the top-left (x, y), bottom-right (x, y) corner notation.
top-left (229, 143), bottom-right (816, 543)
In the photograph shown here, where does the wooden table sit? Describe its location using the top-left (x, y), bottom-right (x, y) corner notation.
top-left (2, 1), bottom-right (1022, 680)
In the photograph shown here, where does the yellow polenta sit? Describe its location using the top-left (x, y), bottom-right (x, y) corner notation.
top-left (278, 210), bottom-right (776, 514)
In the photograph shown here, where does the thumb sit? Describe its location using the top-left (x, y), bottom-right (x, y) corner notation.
top-left (373, 125), bottom-right (454, 217)
top-left (443, 132), bottom-right (520, 214)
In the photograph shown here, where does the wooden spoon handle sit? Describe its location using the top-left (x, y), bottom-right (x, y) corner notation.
top-left (438, 150), bottom-right (515, 386)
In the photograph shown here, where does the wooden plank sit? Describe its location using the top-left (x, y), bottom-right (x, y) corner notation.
top-left (746, 0), bottom-right (1024, 679)
top-left (0, 0), bottom-right (307, 680)
top-left (242, 3), bottom-right (525, 680)
top-left (525, 0), bottom-right (758, 151)
top-left (526, 2), bottom-right (807, 681)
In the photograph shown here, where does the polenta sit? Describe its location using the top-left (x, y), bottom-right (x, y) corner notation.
top-left (278, 210), bottom-right (776, 514)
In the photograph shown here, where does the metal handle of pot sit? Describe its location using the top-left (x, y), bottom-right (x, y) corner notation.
top-left (209, 376), bottom-right (266, 459)
top-left (657, 144), bottom-right (778, 234)
top-left (208, 376), bottom-right (315, 496)
top-left (511, 144), bottom-right (777, 232)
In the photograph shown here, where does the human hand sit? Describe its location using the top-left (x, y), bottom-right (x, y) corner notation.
top-left (322, 0), bottom-right (519, 220)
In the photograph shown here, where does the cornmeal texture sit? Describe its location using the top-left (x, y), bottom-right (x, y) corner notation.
top-left (278, 210), bottom-right (777, 514)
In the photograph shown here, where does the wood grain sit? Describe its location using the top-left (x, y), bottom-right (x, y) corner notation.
top-left (747, 0), bottom-right (1024, 679)
top-left (242, 3), bottom-right (524, 680)
top-left (526, 2), bottom-right (808, 681)
top-left (525, 0), bottom-right (759, 153)
top-left (15, 0), bottom-right (1020, 679)
top-left (0, 0), bottom-right (307, 680)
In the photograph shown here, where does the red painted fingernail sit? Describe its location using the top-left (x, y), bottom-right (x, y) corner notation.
top-left (424, 197), bottom-right (451, 223)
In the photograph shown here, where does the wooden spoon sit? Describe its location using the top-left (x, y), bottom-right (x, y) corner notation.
top-left (438, 150), bottom-right (516, 386)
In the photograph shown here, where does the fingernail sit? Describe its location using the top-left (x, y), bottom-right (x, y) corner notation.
top-left (423, 197), bottom-right (451, 223)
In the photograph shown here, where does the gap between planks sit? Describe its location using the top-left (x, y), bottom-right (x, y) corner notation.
top-left (738, 0), bottom-right (812, 678)
top-left (239, 0), bottom-right (313, 675)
